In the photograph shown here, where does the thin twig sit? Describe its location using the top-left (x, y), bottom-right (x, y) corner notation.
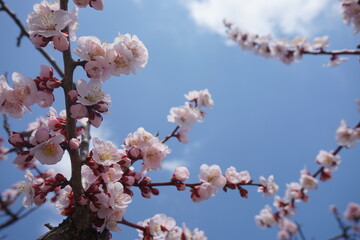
top-left (0, 0), bottom-right (64, 78)
top-left (118, 218), bottom-right (146, 232)
top-left (161, 126), bottom-right (180, 143)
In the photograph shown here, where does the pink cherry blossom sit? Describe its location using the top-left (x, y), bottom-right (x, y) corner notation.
top-left (19, 170), bottom-right (42, 208)
top-left (299, 167), bottom-right (318, 190)
top-left (199, 164), bottom-right (226, 195)
top-left (315, 150), bottom-right (341, 171)
top-left (255, 205), bottom-right (277, 228)
top-left (27, 1), bottom-right (72, 38)
top-left (76, 79), bottom-right (111, 107)
top-left (167, 104), bottom-right (202, 129)
top-left (91, 137), bottom-right (121, 166)
top-left (109, 33), bottom-right (148, 75)
top-left (185, 89), bottom-right (214, 109)
top-left (344, 202), bottom-right (360, 222)
top-left (137, 214), bottom-right (176, 239)
top-left (142, 142), bottom-right (171, 171)
top-left (172, 166), bottom-right (190, 182)
top-left (52, 33), bottom-right (70, 52)
top-left (340, 0), bottom-right (360, 34)
top-left (30, 134), bottom-right (65, 165)
top-left (258, 175), bottom-right (279, 196)
top-left (336, 120), bottom-right (359, 148)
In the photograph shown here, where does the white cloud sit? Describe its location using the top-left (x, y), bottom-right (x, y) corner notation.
top-left (182, 0), bottom-right (338, 37)
top-left (162, 159), bottom-right (188, 172)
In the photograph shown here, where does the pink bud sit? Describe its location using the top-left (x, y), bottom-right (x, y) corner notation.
top-left (30, 34), bottom-right (51, 48)
top-left (36, 91), bottom-right (55, 108)
top-left (128, 147), bottom-right (142, 160)
top-left (177, 128), bottom-right (189, 144)
top-left (53, 34), bottom-right (70, 52)
top-left (93, 101), bottom-right (109, 113)
top-left (85, 61), bottom-right (103, 79)
top-left (89, 111), bottom-right (103, 128)
top-left (34, 193), bottom-right (47, 206)
top-left (69, 138), bottom-right (81, 150)
top-left (68, 90), bottom-right (78, 102)
top-left (55, 173), bottom-right (66, 183)
top-left (172, 166), bottom-right (190, 182)
top-left (70, 103), bottom-right (88, 119)
top-left (34, 127), bottom-right (50, 144)
top-left (90, 0), bottom-right (103, 10)
top-left (48, 117), bottom-right (63, 131)
top-left (78, 194), bottom-right (88, 205)
top-left (13, 151), bottom-right (33, 165)
top-left (140, 176), bottom-right (152, 186)
top-left (73, 0), bottom-right (90, 8)
top-left (39, 65), bottom-right (53, 79)
top-left (8, 132), bottom-right (27, 147)
top-left (141, 187), bottom-right (151, 198)
top-left (123, 176), bottom-right (135, 186)
top-left (46, 78), bottom-right (61, 89)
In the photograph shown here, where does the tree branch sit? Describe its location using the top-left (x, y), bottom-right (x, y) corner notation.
top-left (0, 0), bottom-right (64, 78)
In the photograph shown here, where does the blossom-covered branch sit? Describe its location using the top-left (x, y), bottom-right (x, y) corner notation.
top-left (0, 0), bottom-right (64, 78)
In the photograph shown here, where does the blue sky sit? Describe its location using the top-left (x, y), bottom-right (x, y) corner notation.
top-left (0, 0), bottom-right (359, 239)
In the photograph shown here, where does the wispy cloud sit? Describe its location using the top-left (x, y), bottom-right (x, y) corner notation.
top-left (162, 158), bottom-right (188, 172)
top-left (182, 0), bottom-right (338, 37)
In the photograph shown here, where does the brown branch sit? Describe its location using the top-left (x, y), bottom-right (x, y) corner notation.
top-left (118, 218), bottom-right (146, 232)
top-left (80, 121), bottom-right (91, 161)
top-left (0, 0), bottom-right (64, 78)
top-left (303, 49), bottom-right (360, 56)
top-left (0, 205), bottom-right (38, 230)
top-left (161, 126), bottom-right (180, 143)
top-left (135, 180), bottom-right (262, 189)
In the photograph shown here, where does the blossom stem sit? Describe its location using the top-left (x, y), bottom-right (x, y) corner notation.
top-left (0, 0), bottom-right (64, 78)
top-left (118, 218), bottom-right (146, 231)
top-left (161, 126), bottom-right (180, 143)
top-left (303, 49), bottom-right (360, 56)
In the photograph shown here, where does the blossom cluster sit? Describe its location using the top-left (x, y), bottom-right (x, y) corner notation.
top-left (74, 34), bottom-right (148, 82)
top-left (340, 0), bottom-right (360, 34)
top-left (27, 0), bottom-right (78, 51)
top-left (137, 214), bottom-right (207, 240)
top-left (18, 170), bottom-right (68, 207)
top-left (0, 65), bottom-right (61, 119)
top-left (167, 89), bottom-right (213, 143)
top-left (224, 20), bottom-right (347, 67)
top-left (10, 107), bottom-right (83, 167)
top-left (255, 103), bottom-right (360, 239)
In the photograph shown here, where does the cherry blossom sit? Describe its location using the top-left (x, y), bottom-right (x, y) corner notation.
top-left (76, 79), bottom-right (111, 107)
top-left (30, 134), bottom-right (65, 165)
top-left (340, 0), bottom-right (360, 34)
top-left (336, 120), bottom-right (359, 148)
top-left (91, 137), bottom-right (121, 166)
top-left (344, 202), bottom-right (360, 222)
top-left (299, 167), bottom-right (318, 190)
top-left (255, 205), bottom-right (277, 228)
top-left (18, 170), bottom-right (42, 207)
top-left (172, 166), bottom-right (190, 182)
top-left (109, 33), bottom-right (148, 76)
top-left (27, 1), bottom-right (71, 38)
top-left (199, 164), bottom-right (226, 195)
top-left (225, 166), bottom-right (251, 184)
top-left (315, 150), bottom-right (341, 172)
top-left (258, 175), bottom-right (279, 197)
